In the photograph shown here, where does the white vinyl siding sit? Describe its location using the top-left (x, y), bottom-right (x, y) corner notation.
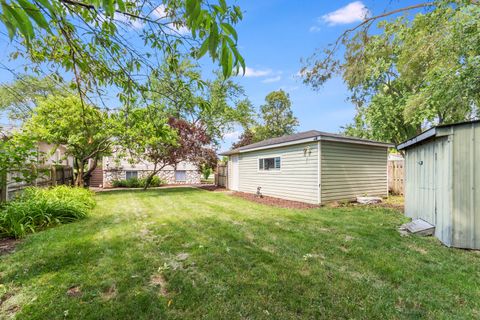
top-left (238, 142), bottom-right (319, 204)
top-left (321, 141), bottom-right (388, 202)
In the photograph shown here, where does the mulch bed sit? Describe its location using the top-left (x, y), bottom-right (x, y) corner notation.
top-left (232, 192), bottom-right (319, 209)
top-left (0, 238), bottom-right (20, 256)
top-left (197, 185), bottom-right (228, 192)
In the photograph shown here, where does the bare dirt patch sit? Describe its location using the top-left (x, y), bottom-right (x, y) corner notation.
top-left (66, 286), bottom-right (82, 298)
top-left (232, 192), bottom-right (319, 209)
top-left (102, 284), bottom-right (117, 301)
top-left (150, 274), bottom-right (168, 297)
top-left (0, 238), bottom-right (20, 256)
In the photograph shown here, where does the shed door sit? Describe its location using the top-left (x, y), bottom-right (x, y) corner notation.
top-left (406, 142), bottom-right (436, 225)
top-left (433, 137), bottom-right (451, 245)
top-left (230, 155), bottom-right (239, 191)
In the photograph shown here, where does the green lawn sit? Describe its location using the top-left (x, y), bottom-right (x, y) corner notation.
top-left (1, 188), bottom-right (479, 319)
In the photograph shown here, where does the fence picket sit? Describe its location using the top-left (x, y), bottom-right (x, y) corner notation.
top-left (388, 160), bottom-right (404, 195)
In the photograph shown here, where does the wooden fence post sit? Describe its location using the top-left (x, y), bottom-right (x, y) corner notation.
top-left (51, 165), bottom-right (57, 186)
top-left (0, 172), bottom-right (7, 203)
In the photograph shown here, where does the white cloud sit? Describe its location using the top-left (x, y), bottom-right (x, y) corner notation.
top-left (280, 85), bottom-right (299, 92)
top-left (224, 131), bottom-right (241, 140)
top-left (309, 26), bottom-right (321, 33)
top-left (243, 67), bottom-right (272, 77)
top-left (150, 4), bottom-right (190, 35)
top-left (151, 4), bottom-right (168, 19)
top-left (321, 1), bottom-right (370, 26)
top-left (262, 75), bottom-right (281, 83)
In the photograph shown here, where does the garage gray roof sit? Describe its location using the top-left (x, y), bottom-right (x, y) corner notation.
top-left (220, 130), bottom-right (393, 155)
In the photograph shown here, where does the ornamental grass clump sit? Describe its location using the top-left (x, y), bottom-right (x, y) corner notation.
top-left (0, 186), bottom-right (95, 238)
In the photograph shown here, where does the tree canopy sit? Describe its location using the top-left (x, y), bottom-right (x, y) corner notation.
top-left (302, 1), bottom-right (480, 145)
top-left (0, 0), bottom-right (245, 111)
top-left (114, 106), bottom-right (214, 189)
top-left (25, 94), bottom-right (113, 186)
top-left (0, 75), bottom-right (66, 121)
top-left (232, 89), bottom-right (299, 148)
top-left (146, 60), bottom-right (255, 144)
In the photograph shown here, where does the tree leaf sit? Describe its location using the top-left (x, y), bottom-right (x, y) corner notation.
top-left (18, 0), bottom-right (50, 32)
top-left (197, 37), bottom-right (209, 59)
top-left (221, 22), bottom-right (237, 42)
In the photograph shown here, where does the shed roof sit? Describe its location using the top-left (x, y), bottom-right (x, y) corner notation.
top-left (397, 119), bottom-right (480, 150)
top-left (220, 130), bottom-right (393, 156)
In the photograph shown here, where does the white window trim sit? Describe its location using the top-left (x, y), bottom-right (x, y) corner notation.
top-left (126, 170), bottom-right (138, 179)
top-left (257, 155), bottom-right (282, 173)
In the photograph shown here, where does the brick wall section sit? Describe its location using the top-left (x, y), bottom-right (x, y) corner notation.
top-left (103, 169), bottom-right (200, 188)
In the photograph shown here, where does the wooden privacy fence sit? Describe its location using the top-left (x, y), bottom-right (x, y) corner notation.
top-left (0, 165), bottom-right (73, 202)
top-left (215, 163), bottom-right (228, 188)
top-left (388, 160), bottom-right (404, 195)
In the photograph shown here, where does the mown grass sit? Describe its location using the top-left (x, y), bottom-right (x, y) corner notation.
top-left (1, 188), bottom-right (479, 319)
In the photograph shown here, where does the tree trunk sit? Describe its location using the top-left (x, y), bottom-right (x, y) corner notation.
top-left (75, 161), bottom-right (85, 187)
top-left (143, 163), bottom-right (158, 191)
top-left (82, 157), bottom-right (98, 187)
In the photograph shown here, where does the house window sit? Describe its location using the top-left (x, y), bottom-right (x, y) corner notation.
top-left (175, 170), bottom-right (186, 182)
top-left (258, 157), bottom-right (281, 171)
top-left (126, 171), bottom-right (138, 179)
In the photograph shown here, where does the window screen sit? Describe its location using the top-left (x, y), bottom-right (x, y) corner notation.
top-left (126, 171), bottom-right (138, 179)
top-left (258, 157), bottom-right (281, 170)
top-left (175, 170), bottom-right (186, 182)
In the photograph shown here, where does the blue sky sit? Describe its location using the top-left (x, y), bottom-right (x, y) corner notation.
top-left (0, 0), bottom-right (422, 151)
top-left (215, 0), bottom-right (420, 152)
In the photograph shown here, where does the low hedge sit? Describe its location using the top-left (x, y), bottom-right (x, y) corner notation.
top-left (0, 186), bottom-right (95, 238)
top-left (111, 176), bottom-right (165, 188)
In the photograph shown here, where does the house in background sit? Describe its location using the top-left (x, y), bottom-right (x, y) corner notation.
top-left (37, 142), bottom-right (73, 166)
top-left (1, 125), bottom-right (73, 166)
top-left (221, 130), bottom-right (393, 204)
top-left (398, 120), bottom-right (480, 249)
top-left (95, 153), bottom-right (201, 188)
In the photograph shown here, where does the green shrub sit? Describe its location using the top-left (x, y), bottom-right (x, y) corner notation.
top-left (111, 176), bottom-right (165, 188)
top-left (0, 186), bottom-right (95, 238)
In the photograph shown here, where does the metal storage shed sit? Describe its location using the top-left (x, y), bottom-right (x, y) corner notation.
top-left (398, 120), bottom-right (480, 249)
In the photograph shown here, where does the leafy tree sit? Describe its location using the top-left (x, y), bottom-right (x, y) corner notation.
top-left (201, 165), bottom-right (213, 180)
top-left (230, 90), bottom-right (299, 149)
top-left (115, 106), bottom-right (215, 189)
top-left (0, 130), bottom-right (39, 195)
top-left (25, 95), bottom-right (112, 186)
top-left (257, 90), bottom-right (298, 140)
top-left (0, 75), bottom-right (66, 121)
top-left (147, 60), bottom-right (255, 143)
top-left (302, 1), bottom-right (480, 145)
top-left (231, 128), bottom-right (259, 149)
top-left (0, 0), bottom-right (245, 111)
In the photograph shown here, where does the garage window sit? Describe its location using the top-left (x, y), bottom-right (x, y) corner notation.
top-left (175, 170), bottom-right (186, 182)
top-left (126, 171), bottom-right (138, 179)
top-left (259, 157), bottom-right (281, 171)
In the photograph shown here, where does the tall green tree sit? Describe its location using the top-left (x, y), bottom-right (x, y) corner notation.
top-left (25, 95), bottom-right (112, 186)
top-left (0, 0), bottom-right (245, 110)
top-left (114, 106), bottom-right (214, 189)
top-left (0, 75), bottom-right (66, 121)
top-left (147, 60), bottom-right (255, 143)
top-left (257, 89), bottom-right (298, 140)
top-left (302, 1), bottom-right (480, 145)
top-left (0, 129), bottom-right (39, 197)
